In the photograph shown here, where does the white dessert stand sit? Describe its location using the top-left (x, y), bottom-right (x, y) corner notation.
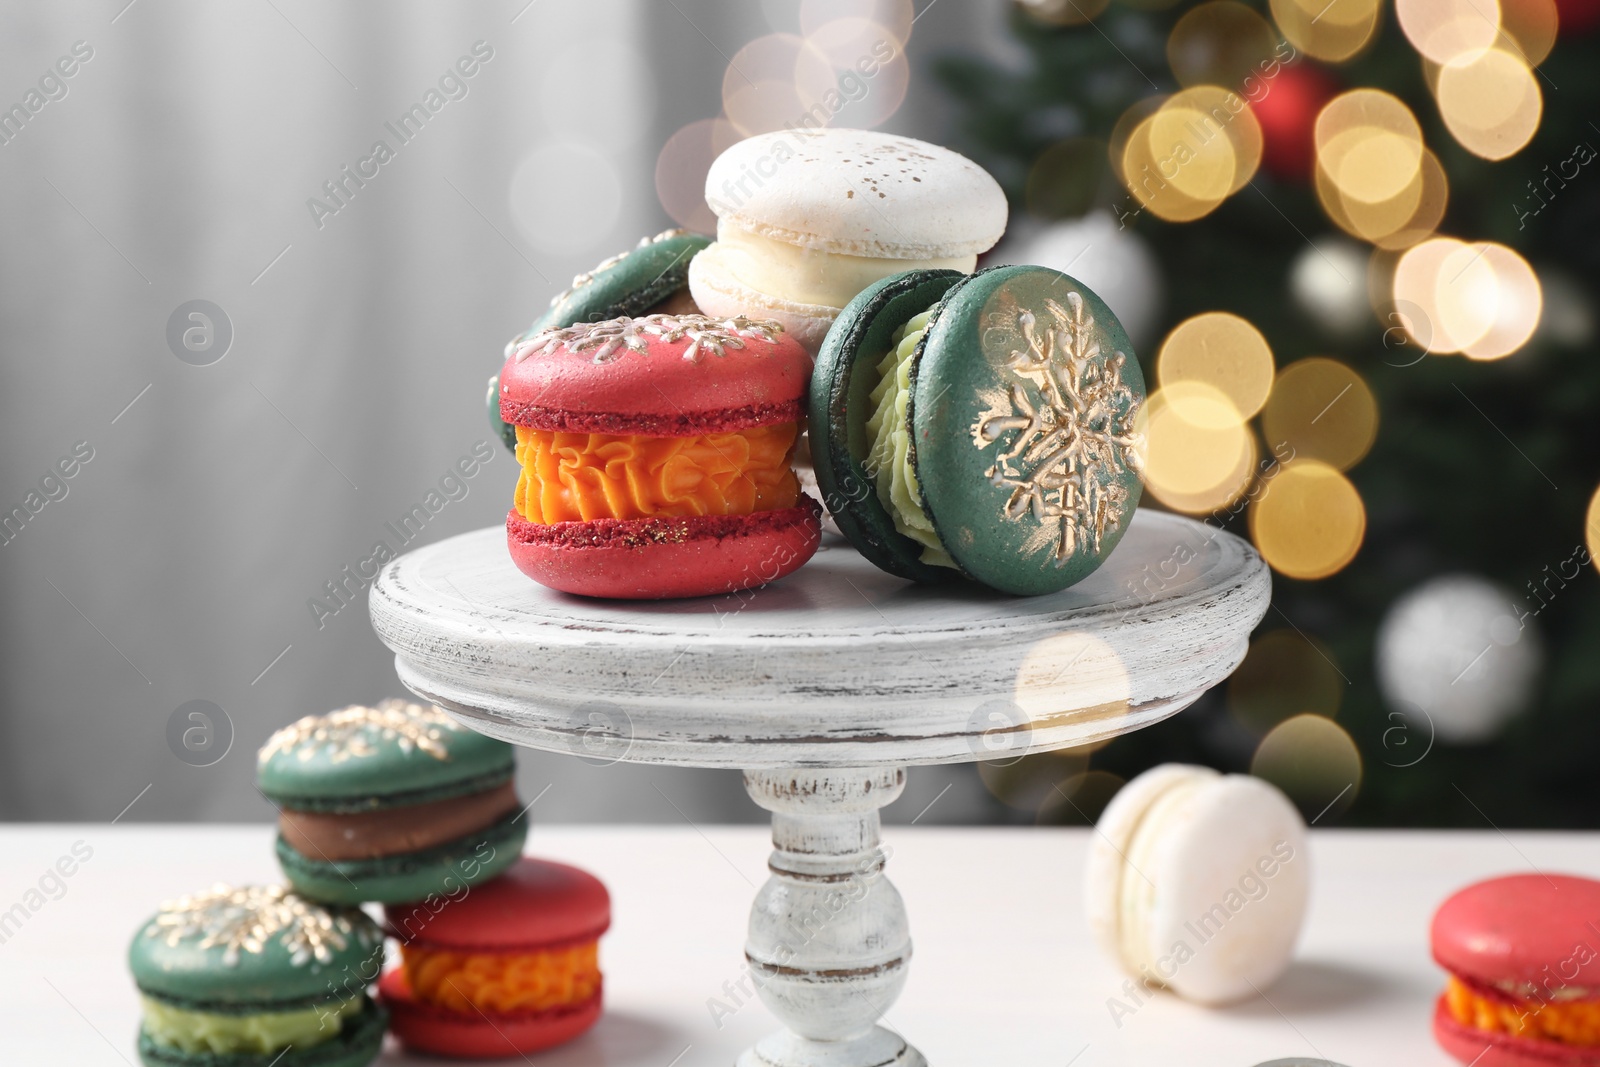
top-left (369, 510), bottom-right (1269, 1067)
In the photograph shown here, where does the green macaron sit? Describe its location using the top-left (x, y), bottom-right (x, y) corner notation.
top-left (258, 700), bottom-right (525, 905)
top-left (489, 228), bottom-right (710, 451)
top-left (129, 884), bottom-right (387, 1067)
top-left (810, 264), bottom-right (1147, 596)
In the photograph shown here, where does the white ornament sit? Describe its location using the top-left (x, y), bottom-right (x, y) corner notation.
top-left (1290, 237), bottom-right (1371, 338)
top-left (1000, 213), bottom-right (1163, 350)
top-left (1376, 574), bottom-right (1541, 745)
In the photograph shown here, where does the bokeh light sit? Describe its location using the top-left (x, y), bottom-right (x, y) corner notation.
top-left (1587, 485), bottom-right (1600, 576)
top-left (979, 749), bottom-right (1089, 812)
top-left (1315, 90), bottom-right (1424, 206)
top-left (1397, 0), bottom-right (1501, 64)
top-left (1138, 382), bottom-right (1256, 514)
top-left (655, 117), bottom-right (740, 233)
top-left (1121, 87), bottom-right (1261, 222)
top-left (723, 34), bottom-right (816, 137)
top-left (1500, 0), bottom-right (1559, 67)
top-left (1435, 45), bottom-right (1542, 161)
top-left (1270, 0), bottom-right (1382, 62)
top-left (797, 17), bottom-right (911, 130)
top-left (1157, 312), bottom-right (1275, 420)
top-left (1037, 770), bottom-right (1126, 825)
top-left (1251, 713), bottom-right (1363, 822)
top-left (1249, 460), bottom-right (1366, 579)
top-left (1022, 0), bottom-right (1113, 25)
top-left (1013, 632), bottom-right (1130, 732)
top-left (1260, 357), bottom-right (1378, 470)
top-left (1374, 148), bottom-right (1449, 251)
top-left (1392, 237), bottom-right (1542, 357)
top-left (1167, 2), bottom-right (1279, 90)
top-left (1228, 630), bottom-right (1345, 735)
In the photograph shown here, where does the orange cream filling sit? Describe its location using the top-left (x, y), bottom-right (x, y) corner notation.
top-left (1447, 976), bottom-right (1600, 1045)
top-left (402, 942), bottom-right (600, 1015)
top-left (513, 423), bottom-right (800, 524)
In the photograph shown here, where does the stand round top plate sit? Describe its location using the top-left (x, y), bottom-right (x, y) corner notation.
top-left (370, 509), bottom-right (1269, 1067)
top-left (370, 510), bottom-right (1269, 769)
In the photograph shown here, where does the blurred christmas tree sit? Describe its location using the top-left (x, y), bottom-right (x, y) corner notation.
top-left (936, 0), bottom-right (1600, 828)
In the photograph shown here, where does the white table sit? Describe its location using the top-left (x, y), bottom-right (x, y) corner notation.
top-left (7, 824), bottom-right (1583, 1065)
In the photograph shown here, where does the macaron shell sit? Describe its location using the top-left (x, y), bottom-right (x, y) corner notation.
top-left (129, 888), bottom-right (384, 1009)
top-left (1138, 775), bottom-right (1310, 1005)
top-left (911, 264), bottom-right (1145, 596)
top-left (499, 315), bottom-right (811, 434)
top-left (386, 857), bottom-right (610, 952)
top-left (1433, 994), bottom-right (1600, 1066)
top-left (1432, 874), bottom-right (1600, 990)
top-left (506, 502), bottom-right (821, 600)
top-left (379, 967), bottom-right (601, 1059)
top-left (1084, 764), bottom-right (1219, 967)
top-left (257, 701), bottom-right (515, 811)
top-left (529, 231), bottom-right (710, 336)
top-left (136, 1000), bottom-right (387, 1067)
top-left (275, 810), bottom-right (526, 906)
top-left (704, 129), bottom-right (1007, 260)
top-left (689, 249), bottom-right (840, 354)
top-left (809, 268), bottom-right (967, 583)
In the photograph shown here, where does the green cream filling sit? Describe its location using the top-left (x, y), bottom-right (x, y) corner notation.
top-left (864, 308), bottom-right (957, 570)
top-left (140, 994), bottom-right (362, 1056)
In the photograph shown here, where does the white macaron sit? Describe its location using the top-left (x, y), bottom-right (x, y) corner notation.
top-left (1085, 764), bottom-right (1311, 1006)
top-left (690, 128), bottom-right (1008, 352)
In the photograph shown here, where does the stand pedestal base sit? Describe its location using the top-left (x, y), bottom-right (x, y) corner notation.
top-left (738, 767), bottom-right (927, 1067)
top-left (736, 1027), bottom-right (927, 1067)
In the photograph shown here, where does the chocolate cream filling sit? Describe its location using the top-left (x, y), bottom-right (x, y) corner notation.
top-left (279, 782), bottom-right (520, 861)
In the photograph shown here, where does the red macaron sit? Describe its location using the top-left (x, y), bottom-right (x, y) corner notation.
top-left (1431, 873), bottom-right (1600, 1065)
top-left (498, 313), bottom-right (821, 599)
top-left (380, 857), bottom-right (611, 1059)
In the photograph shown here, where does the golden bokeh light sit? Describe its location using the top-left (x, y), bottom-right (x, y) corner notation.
top-left (1251, 713), bottom-right (1363, 822)
top-left (1013, 632), bottom-right (1130, 731)
top-left (1587, 485), bottom-right (1600, 576)
top-left (1436, 45), bottom-right (1542, 161)
top-left (1500, 0), bottom-right (1559, 67)
top-left (1021, 0), bottom-right (1113, 25)
top-left (1462, 244), bottom-right (1543, 360)
top-left (1375, 149), bottom-right (1450, 250)
top-left (1138, 382), bottom-right (1256, 514)
top-left (1249, 460), bottom-right (1366, 579)
top-left (655, 117), bottom-right (741, 233)
top-left (1316, 90), bottom-right (1424, 205)
top-left (1270, 0), bottom-right (1382, 62)
top-left (1037, 770), bottom-right (1127, 826)
top-left (1397, 0), bottom-right (1502, 64)
top-left (1260, 357), bottom-right (1378, 471)
top-left (1109, 96), bottom-right (1167, 186)
top-left (978, 749), bottom-right (1090, 812)
top-left (796, 18), bottom-right (911, 130)
top-left (1392, 237), bottom-right (1541, 357)
top-left (723, 35), bottom-right (816, 137)
top-left (1121, 88), bottom-right (1261, 222)
top-left (1168, 2), bottom-right (1280, 89)
top-left (1158, 312), bottom-right (1275, 419)
top-left (1228, 630), bottom-right (1345, 735)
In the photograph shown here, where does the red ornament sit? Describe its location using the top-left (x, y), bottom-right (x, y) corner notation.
top-left (1555, 0), bottom-right (1600, 34)
top-left (1250, 61), bottom-right (1339, 183)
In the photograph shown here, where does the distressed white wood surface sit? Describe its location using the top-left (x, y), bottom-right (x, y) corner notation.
top-left (369, 510), bottom-right (1270, 769)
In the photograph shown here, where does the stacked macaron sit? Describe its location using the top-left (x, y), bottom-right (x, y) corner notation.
top-left (129, 700), bottom-right (611, 1064)
top-left (494, 127), bottom-right (1149, 600)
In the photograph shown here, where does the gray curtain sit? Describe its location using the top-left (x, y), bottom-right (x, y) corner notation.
top-left (0, 0), bottom-right (1007, 825)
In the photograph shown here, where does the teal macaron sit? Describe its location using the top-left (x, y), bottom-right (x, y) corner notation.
top-left (258, 700), bottom-right (525, 905)
top-left (489, 228), bottom-right (710, 451)
top-left (810, 264), bottom-right (1146, 596)
top-left (129, 883), bottom-right (387, 1067)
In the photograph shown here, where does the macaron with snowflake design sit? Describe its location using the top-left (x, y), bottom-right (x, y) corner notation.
top-left (490, 229), bottom-right (710, 452)
top-left (498, 312), bottom-right (821, 599)
top-left (258, 699), bottom-right (526, 905)
top-left (810, 264), bottom-right (1146, 595)
top-left (129, 883), bottom-right (387, 1067)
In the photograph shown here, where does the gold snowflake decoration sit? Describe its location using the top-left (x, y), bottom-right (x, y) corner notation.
top-left (146, 884), bottom-right (378, 968)
top-left (972, 291), bottom-right (1144, 564)
top-left (548, 228), bottom-right (690, 309)
top-left (512, 314), bottom-right (784, 365)
top-left (257, 699), bottom-right (460, 766)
